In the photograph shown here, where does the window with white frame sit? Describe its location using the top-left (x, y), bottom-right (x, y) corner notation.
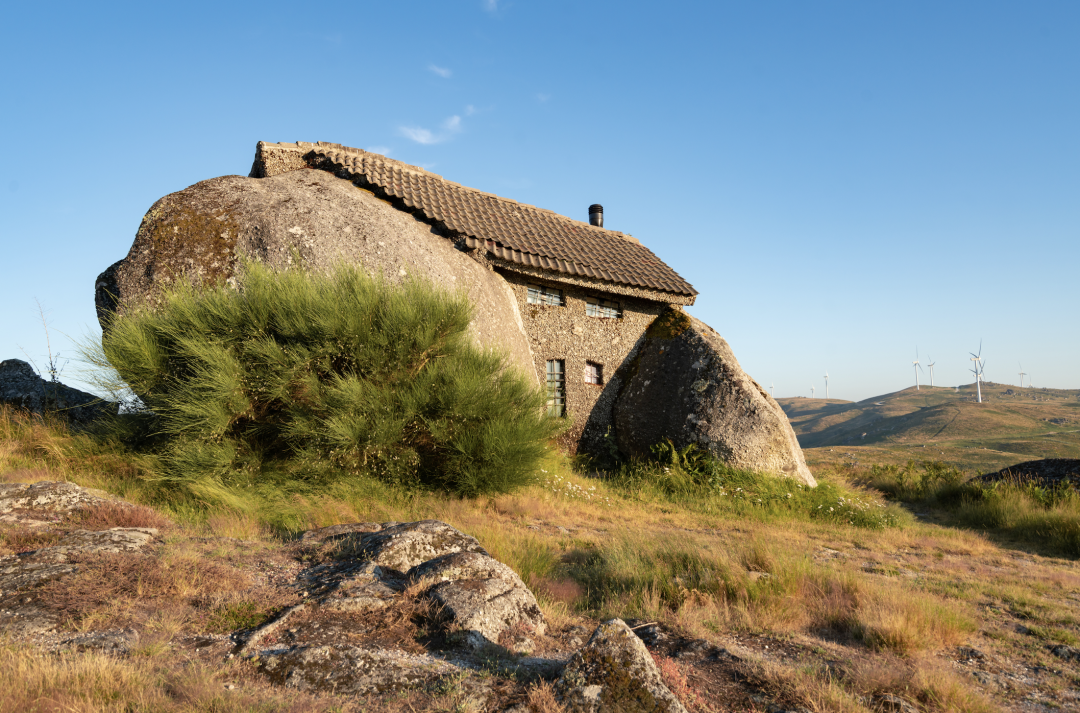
top-left (527, 285), bottom-right (565, 307)
top-left (585, 361), bottom-right (603, 385)
top-left (586, 296), bottom-right (621, 319)
top-left (546, 360), bottom-right (566, 416)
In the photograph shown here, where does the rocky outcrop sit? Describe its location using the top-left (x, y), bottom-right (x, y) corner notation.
top-left (614, 311), bottom-right (815, 487)
top-left (976, 459), bottom-right (1080, 490)
top-left (94, 169), bottom-right (537, 384)
top-left (0, 359), bottom-right (113, 427)
top-left (556, 618), bottom-right (689, 713)
top-left (244, 520), bottom-right (547, 666)
top-left (257, 644), bottom-right (473, 696)
top-left (0, 481), bottom-right (160, 637)
top-left (0, 481), bottom-right (118, 521)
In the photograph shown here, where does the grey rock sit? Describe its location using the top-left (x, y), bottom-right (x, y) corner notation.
top-left (256, 644), bottom-right (473, 695)
top-left (0, 604), bottom-right (59, 636)
top-left (95, 169), bottom-right (537, 385)
top-left (411, 551), bottom-right (546, 651)
top-left (60, 628), bottom-right (139, 653)
top-left (0, 558), bottom-right (78, 595)
top-left (871, 693), bottom-right (919, 713)
top-left (254, 639), bottom-right (492, 700)
top-left (613, 313), bottom-right (815, 486)
top-left (1, 527), bottom-right (157, 595)
top-left (0, 359), bottom-right (114, 427)
top-left (347, 520), bottom-right (489, 572)
top-left (38, 527), bottom-right (158, 557)
top-left (300, 522), bottom-right (388, 545)
top-left (316, 561), bottom-right (401, 613)
top-left (1050, 644), bottom-right (1080, 662)
top-left (0, 481), bottom-right (117, 518)
top-left (556, 618), bottom-right (688, 713)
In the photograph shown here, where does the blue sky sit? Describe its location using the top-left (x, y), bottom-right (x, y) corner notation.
top-left (1, 1), bottom-right (1077, 402)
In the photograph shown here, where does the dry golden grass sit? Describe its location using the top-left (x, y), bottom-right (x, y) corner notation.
top-left (0, 526), bottom-right (65, 555)
top-left (0, 639), bottom-right (330, 713)
top-left (521, 680), bottom-right (566, 713)
top-left (746, 659), bottom-right (871, 713)
top-left (35, 542), bottom-right (293, 635)
top-left (70, 500), bottom-right (172, 530)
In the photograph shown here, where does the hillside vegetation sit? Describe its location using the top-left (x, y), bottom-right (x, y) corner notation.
top-left (4, 268), bottom-right (1080, 711)
top-left (778, 383), bottom-right (1080, 472)
top-left (6, 400), bottom-right (1080, 712)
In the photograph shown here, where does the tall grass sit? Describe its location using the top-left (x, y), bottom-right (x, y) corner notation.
top-left (82, 260), bottom-right (561, 504)
top-left (867, 460), bottom-right (1080, 556)
top-left (604, 441), bottom-right (909, 530)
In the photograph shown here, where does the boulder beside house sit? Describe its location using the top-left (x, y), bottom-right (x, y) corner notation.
top-left (96, 141), bottom-right (813, 485)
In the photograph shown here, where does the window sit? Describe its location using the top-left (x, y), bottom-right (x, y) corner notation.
top-left (546, 360), bottom-right (565, 416)
top-left (527, 284), bottom-right (564, 307)
top-left (586, 296), bottom-right (621, 319)
top-left (585, 361), bottom-right (603, 385)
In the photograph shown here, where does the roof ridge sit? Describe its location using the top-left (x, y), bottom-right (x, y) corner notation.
top-left (288, 141), bottom-right (640, 244)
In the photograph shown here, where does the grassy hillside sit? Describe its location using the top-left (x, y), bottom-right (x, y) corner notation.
top-left (6, 401), bottom-right (1080, 711)
top-left (778, 383), bottom-right (1080, 473)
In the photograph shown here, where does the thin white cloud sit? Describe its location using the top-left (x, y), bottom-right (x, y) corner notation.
top-left (484, 0), bottom-right (498, 11)
top-left (465, 105), bottom-right (476, 116)
top-left (399, 127), bottom-right (438, 145)
top-left (428, 64), bottom-right (452, 78)
top-left (397, 115), bottom-right (463, 145)
top-left (366, 146), bottom-right (392, 156)
top-left (537, 93), bottom-right (551, 103)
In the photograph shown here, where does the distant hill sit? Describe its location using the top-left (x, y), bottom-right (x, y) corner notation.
top-left (777, 383), bottom-right (1080, 472)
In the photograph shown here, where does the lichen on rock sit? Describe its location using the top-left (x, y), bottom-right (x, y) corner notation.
top-left (556, 618), bottom-right (688, 713)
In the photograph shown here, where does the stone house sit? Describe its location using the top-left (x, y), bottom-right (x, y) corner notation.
top-left (250, 142), bottom-right (697, 454)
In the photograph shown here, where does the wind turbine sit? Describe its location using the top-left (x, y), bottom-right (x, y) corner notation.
top-left (927, 357), bottom-right (936, 387)
top-left (771, 383), bottom-right (775, 398)
top-left (811, 385), bottom-right (816, 399)
top-left (970, 341), bottom-right (984, 403)
top-left (912, 348), bottom-right (923, 391)
top-left (824, 371), bottom-right (829, 399)
top-left (1018, 363), bottom-right (1027, 388)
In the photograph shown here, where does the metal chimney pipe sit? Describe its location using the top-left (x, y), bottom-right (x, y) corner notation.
top-left (588, 204), bottom-right (603, 227)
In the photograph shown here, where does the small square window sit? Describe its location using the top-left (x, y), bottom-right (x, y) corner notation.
top-left (528, 285), bottom-right (565, 307)
top-left (585, 362), bottom-right (603, 385)
top-left (586, 296), bottom-right (621, 319)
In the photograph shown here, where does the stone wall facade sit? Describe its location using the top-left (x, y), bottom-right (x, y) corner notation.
top-left (498, 269), bottom-right (668, 455)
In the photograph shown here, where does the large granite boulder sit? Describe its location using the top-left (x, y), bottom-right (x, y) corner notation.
top-left (614, 310), bottom-right (815, 487)
top-left (0, 359), bottom-right (113, 427)
top-left (94, 169), bottom-right (537, 384)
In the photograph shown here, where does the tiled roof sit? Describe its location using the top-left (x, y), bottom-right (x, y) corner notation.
top-left (254, 142), bottom-right (697, 300)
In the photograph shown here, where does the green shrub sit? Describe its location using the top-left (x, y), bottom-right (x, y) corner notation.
top-left (85, 261), bottom-right (560, 501)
